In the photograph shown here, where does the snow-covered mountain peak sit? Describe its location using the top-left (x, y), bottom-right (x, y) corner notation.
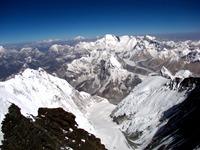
top-left (74, 36), bottom-right (85, 40)
top-left (74, 34), bottom-right (137, 52)
top-left (144, 35), bottom-right (156, 41)
top-left (20, 47), bottom-right (33, 53)
top-left (49, 44), bottom-right (72, 53)
top-left (160, 66), bottom-right (173, 79)
top-left (175, 70), bottom-right (192, 78)
top-left (0, 68), bottom-right (105, 136)
top-left (104, 34), bottom-right (119, 48)
top-left (49, 44), bottom-right (62, 53)
top-left (104, 34), bottom-right (119, 41)
top-left (0, 46), bottom-right (5, 52)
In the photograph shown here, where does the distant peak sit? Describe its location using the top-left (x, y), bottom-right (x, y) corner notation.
top-left (104, 34), bottom-right (116, 39)
top-left (160, 66), bottom-right (173, 79)
top-left (175, 70), bottom-right (192, 78)
top-left (20, 47), bottom-right (32, 52)
top-left (74, 36), bottom-right (85, 40)
top-left (49, 44), bottom-right (60, 52)
top-left (144, 35), bottom-right (156, 41)
top-left (104, 34), bottom-right (120, 42)
top-left (0, 46), bottom-right (5, 52)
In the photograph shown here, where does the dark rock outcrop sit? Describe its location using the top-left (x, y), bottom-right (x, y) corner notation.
top-left (1, 104), bottom-right (106, 150)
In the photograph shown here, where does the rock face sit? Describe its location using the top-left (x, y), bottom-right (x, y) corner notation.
top-left (0, 104), bottom-right (106, 150)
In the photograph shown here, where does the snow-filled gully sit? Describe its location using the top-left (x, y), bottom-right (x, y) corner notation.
top-left (86, 100), bottom-right (132, 150)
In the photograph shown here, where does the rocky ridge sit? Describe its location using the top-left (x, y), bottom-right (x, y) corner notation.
top-left (0, 104), bottom-right (106, 150)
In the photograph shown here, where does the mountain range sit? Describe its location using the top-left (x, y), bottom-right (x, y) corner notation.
top-left (1, 34), bottom-right (200, 104)
top-left (0, 34), bottom-right (200, 149)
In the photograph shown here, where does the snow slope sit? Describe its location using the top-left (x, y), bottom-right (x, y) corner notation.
top-left (0, 68), bottom-right (98, 145)
top-left (110, 55), bottom-right (121, 68)
top-left (0, 46), bottom-right (5, 53)
top-left (111, 75), bottom-right (187, 149)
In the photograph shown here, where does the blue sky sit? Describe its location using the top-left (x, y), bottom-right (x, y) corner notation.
top-left (0, 0), bottom-right (200, 45)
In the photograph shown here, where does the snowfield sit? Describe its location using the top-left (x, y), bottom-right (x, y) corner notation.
top-left (86, 100), bottom-right (131, 150)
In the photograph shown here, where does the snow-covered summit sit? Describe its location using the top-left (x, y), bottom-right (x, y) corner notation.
top-left (160, 66), bottom-right (174, 79)
top-left (144, 35), bottom-right (156, 41)
top-left (20, 47), bottom-right (33, 53)
top-left (0, 46), bottom-right (5, 52)
top-left (50, 44), bottom-right (60, 52)
top-left (49, 44), bottom-right (72, 53)
top-left (105, 34), bottom-right (119, 42)
top-left (75, 34), bottom-right (137, 51)
top-left (175, 69), bottom-right (192, 78)
top-left (74, 36), bottom-right (85, 40)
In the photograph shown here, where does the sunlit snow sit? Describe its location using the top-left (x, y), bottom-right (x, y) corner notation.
top-left (111, 76), bottom-right (187, 149)
top-left (86, 100), bottom-right (131, 150)
top-left (110, 55), bottom-right (121, 68)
